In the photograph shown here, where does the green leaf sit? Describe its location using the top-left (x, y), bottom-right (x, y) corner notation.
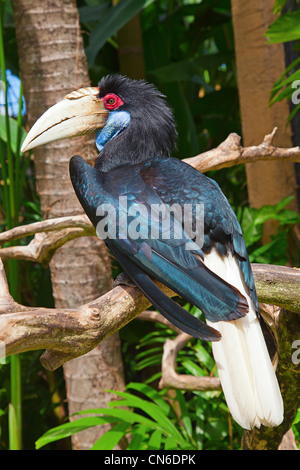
top-left (143, 371), bottom-right (162, 384)
top-left (127, 382), bottom-right (170, 415)
top-left (274, 195), bottom-right (295, 212)
top-left (248, 233), bottom-right (288, 264)
top-left (23, 200), bottom-right (43, 216)
top-left (175, 391), bottom-right (193, 440)
top-left (253, 200), bottom-right (300, 226)
top-left (35, 416), bottom-right (119, 449)
top-left (181, 360), bottom-right (205, 377)
top-left (78, 1), bottom-right (110, 24)
top-left (269, 68), bottom-right (300, 106)
top-left (287, 102), bottom-right (300, 123)
top-left (172, 82), bottom-right (199, 157)
top-left (135, 346), bottom-right (162, 361)
top-left (193, 343), bottom-right (214, 370)
top-left (148, 53), bottom-right (232, 83)
top-left (0, 115), bottom-right (26, 155)
top-left (164, 435), bottom-right (179, 450)
top-left (106, 390), bottom-right (186, 444)
top-left (272, 68), bottom-right (300, 94)
top-left (148, 429), bottom-right (162, 450)
top-left (239, 207), bottom-right (262, 247)
top-left (273, 0), bottom-right (289, 15)
top-left (85, 0), bottom-right (151, 65)
top-left (135, 353), bottom-right (163, 370)
top-left (253, 205), bottom-right (278, 225)
top-left (292, 408), bottom-right (300, 425)
top-left (90, 421), bottom-right (131, 450)
top-left (266, 10), bottom-right (300, 43)
top-left (205, 417), bottom-right (228, 440)
top-left (127, 424), bottom-right (149, 450)
top-left (76, 406), bottom-right (158, 429)
top-left (272, 57), bottom-right (300, 91)
top-left (270, 81), bottom-right (297, 106)
top-left (276, 209), bottom-right (300, 225)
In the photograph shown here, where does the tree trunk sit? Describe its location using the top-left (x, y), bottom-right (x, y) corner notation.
top-left (116, 18), bottom-right (145, 79)
top-left (11, 0), bottom-right (125, 450)
top-left (113, 0), bottom-right (145, 79)
top-left (242, 308), bottom-right (300, 450)
top-left (231, 0), bottom-right (299, 242)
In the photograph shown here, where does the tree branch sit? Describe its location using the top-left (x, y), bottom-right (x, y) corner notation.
top-left (0, 215), bottom-right (93, 244)
top-left (0, 256), bottom-right (175, 369)
top-left (185, 127), bottom-right (300, 173)
top-left (0, 216), bottom-right (96, 266)
top-left (159, 332), bottom-right (221, 391)
top-left (0, 255), bottom-right (299, 371)
top-left (252, 264), bottom-right (300, 314)
top-left (138, 309), bottom-right (183, 333)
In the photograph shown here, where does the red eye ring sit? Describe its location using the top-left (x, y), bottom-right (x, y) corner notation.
top-left (103, 93), bottom-right (124, 110)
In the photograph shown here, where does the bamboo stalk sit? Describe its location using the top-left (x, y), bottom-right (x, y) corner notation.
top-left (0, 0), bottom-right (23, 449)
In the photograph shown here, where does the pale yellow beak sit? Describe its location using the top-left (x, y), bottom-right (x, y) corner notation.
top-left (21, 87), bottom-right (108, 153)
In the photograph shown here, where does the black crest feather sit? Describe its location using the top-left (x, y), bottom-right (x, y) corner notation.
top-left (96, 75), bottom-right (177, 171)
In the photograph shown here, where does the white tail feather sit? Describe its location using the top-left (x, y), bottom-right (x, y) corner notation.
top-left (203, 249), bottom-right (283, 430)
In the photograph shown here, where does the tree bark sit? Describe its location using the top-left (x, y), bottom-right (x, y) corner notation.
top-left (115, 14), bottom-right (145, 79)
top-left (242, 308), bottom-right (300, 450)
top-left (11, 0), bottom-right (125, 450)
top-left (231, 0), bottom-right (299, 242)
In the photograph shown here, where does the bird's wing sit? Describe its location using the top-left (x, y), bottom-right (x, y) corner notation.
top-left (69, 155), bottom-right (254, 340)
top-left (70, 155), bottom-right (221, 341)
top-left (141, 157), bottom-right (259, 309)
top-left (107, 242), bottom-right (221, 341)
top-left (105, 159), bottom-right (250, 321)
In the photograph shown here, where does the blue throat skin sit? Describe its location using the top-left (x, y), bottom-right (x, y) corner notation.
top-left (95, 110), bottom-right (131, 152)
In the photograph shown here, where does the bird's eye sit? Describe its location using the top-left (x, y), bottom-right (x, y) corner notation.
top-left (103, 93), bottom-right (124, 110)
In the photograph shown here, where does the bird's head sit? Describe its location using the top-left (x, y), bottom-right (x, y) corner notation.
top-left (21, 75), bottom-right (177, 170)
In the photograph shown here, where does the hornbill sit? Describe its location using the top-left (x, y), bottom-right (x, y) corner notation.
top-left (22, 74), bottom-right (283, 430)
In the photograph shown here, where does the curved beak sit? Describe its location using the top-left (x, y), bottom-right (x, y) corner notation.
top-left (21, 87), bottom-right (108, 152)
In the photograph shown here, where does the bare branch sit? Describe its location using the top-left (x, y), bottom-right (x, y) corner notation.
top-left (0, 216), bottom-right (97, 266)
top-left (159, 332), bottom-right (221, 391)
top-left (157, 301), bottom-right (283, 393)
top-left (252, 264), bottom-right (300, 314)
top-left (0, 258), bottom-right (17, 311)
top-left (0, 215), bottom-right (93, 244)
top-left (0, 230), bottom-right (96, 266)
top-left (138, 310), bottom-right (183, 333)
top-left (0, 256), bottom-right (176, 370)
top-left (184, 128), bottom-right (300, 173)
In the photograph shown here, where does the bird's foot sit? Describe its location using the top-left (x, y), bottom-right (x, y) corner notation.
top-left (113, 271), bottom-right (137, 288)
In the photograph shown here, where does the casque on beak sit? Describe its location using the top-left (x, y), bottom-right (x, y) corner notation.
top-left (21, 87), bottom-right (108, 153)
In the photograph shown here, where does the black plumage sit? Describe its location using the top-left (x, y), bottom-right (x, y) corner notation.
top-left (95, 75), bottom-right (177, 172)
top-left (22, 73), bottom-right (283, 430)
top-left (69, 75), bottom-right (254, 341)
